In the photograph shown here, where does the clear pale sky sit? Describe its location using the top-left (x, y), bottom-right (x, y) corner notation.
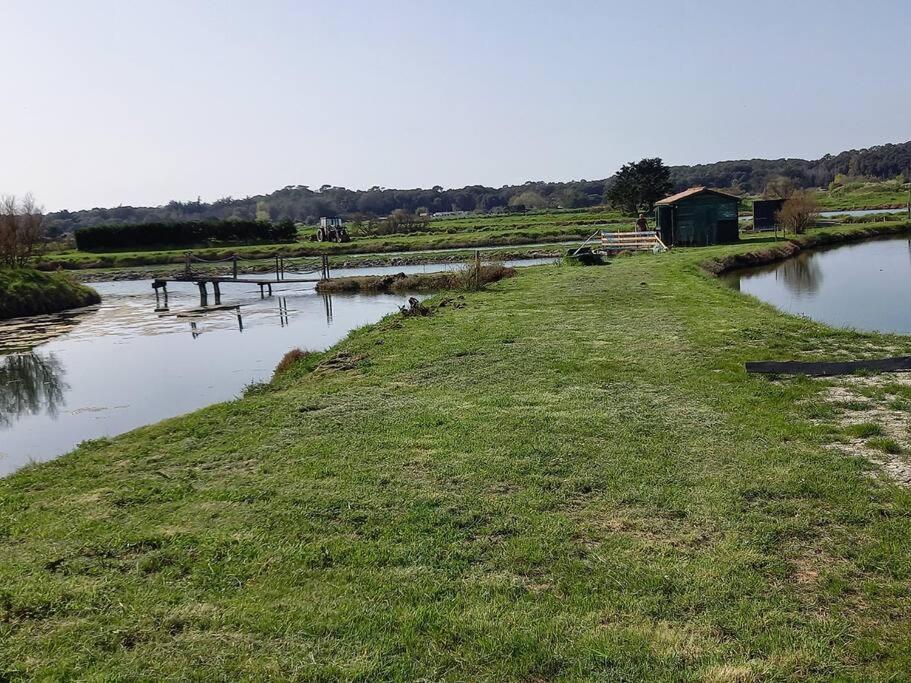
top-left (3, 0), bottom-right (909, 211)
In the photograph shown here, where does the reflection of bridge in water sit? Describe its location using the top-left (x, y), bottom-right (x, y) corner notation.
top-left (154, 291), bottom-right (337, 338)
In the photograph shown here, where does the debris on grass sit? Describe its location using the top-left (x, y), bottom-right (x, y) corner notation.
top-left (313, 351), bottom-right (367, 374)
top-left (399, 297), bottom-right (430, 317)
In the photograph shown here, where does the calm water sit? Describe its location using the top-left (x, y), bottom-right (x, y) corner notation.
top-left (738, 207), bottom-right (906, 223)
top-left (726, 237), bottom-right (911, 334)
top-left (0, 258), bottom-right (553, 475)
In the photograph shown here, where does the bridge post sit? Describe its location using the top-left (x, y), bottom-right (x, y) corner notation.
top-left (185, 251), bottom-right (192, 276)
top-left (197, 281), bottom-right (208, 306)
top-left (213, 281), bottom-right (221, 305)
top-left (232, 253), bottom-right (238, 280)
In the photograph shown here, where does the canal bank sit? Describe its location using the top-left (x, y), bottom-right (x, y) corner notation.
top-left (0, 268), bottom-right (100, 320)
top-left (0, 258), bottom-right (552, 474)
top-left (3, 224), bottom-right (911, 679)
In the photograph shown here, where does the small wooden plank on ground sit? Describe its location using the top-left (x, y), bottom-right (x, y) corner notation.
top-left (746, 356), bottom-right (911, 377)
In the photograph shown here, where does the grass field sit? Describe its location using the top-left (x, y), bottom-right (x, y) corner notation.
top-left (817, 180), bottom-right (910, 211)
top-left (39, 221), bottom-right (605, 271)
top-left (36, 180), bottom-right (910, 275)
top-left (3, 222), bottom-right (911, 679)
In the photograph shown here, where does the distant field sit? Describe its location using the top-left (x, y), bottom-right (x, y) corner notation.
top-left (42, 215), bottom-right (631, 271)
top-left (37, 181), bottom-right (910, 272)
top-left (816, 180), bottom-right (910, 210)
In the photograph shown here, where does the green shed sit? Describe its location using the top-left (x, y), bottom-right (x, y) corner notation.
top-left (654, 187), bottom-right (740, 246)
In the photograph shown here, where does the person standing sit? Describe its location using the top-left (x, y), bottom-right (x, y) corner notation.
top-left (636, 213), bottom-right (648, 231)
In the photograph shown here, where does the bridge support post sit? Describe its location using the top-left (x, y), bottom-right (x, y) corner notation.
top-left (213, 281), bottom-right (221, 305)
top-left (197, 281), bottom-right (208, 306)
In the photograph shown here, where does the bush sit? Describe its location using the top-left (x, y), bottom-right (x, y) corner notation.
top-left (74, 219), bottom-right (297, 251)
top-left (273, 348), bottom-right (310, 378)
top-left (776, 191), bottom-right (820, 234)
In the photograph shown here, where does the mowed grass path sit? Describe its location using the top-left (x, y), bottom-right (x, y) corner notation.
top-left (3, 236), bottom-right (911, 679)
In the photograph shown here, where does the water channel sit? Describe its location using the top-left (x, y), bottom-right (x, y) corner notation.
top-left (725, 236), bottom-right (911, 335)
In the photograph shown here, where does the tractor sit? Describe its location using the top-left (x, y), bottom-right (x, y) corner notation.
top-left (315, 217), bottom-right (351, 243)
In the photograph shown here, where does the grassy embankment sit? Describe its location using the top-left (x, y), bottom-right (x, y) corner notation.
top-left (3, 221), bottom-right (911, 678)
top-left (0, 269), bottom-right (100, 320)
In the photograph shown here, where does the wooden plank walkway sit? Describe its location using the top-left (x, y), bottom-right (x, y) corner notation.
top-left (746, 357), bottom-right (911, 376)
top-left (151, 253), bottom-right (331, 304)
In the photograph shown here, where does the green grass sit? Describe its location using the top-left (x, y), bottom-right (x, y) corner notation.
top-left (0, 268), bottom-right (100, 320)
top-left (845, 422), bottom-right (884, 438)
top-left (816, 180), bottom-right (910, 211)
top-left (867, 437), bottom-right (904, 455)
top-left (3, 223), bottom-right (911, 678)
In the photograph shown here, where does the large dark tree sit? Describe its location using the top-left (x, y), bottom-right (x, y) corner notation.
top-left (605, 158), bottom-right (673, 215)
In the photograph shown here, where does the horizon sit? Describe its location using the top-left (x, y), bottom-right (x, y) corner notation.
top-left (43, 137), bottom-right (911, 214)
top-left (4, 0), bottom-right (910, 212)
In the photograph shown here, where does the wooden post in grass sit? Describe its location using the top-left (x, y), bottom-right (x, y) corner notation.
top-left (184, 251), bottom-right (192, 276)
top-left (475, 250), bottom-right (481, 289)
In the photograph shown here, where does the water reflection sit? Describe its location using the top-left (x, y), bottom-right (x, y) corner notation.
top-left (777, 252), bottom-right (823, 296)
top-left (154, 292), bottom-right (337, 337)
top-left (0, 352), bottom-right (68, 427)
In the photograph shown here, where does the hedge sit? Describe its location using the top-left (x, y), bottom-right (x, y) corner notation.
top-left (74, 220), bottom-right (297, 251)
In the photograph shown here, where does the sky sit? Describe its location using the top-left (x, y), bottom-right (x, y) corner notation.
top-left (2, 0), bottom-right (909, 212)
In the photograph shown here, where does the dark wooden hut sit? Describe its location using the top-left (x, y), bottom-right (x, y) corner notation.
top-left (752, 198), bottom-right (785, 231)
top-left (654, 187), bottom-right (740, 246)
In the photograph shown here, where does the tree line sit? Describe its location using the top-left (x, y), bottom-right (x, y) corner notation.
top-left (43, 141), bottom-right (911, 234)
top-left (74, 219), bottom-right (297, 251)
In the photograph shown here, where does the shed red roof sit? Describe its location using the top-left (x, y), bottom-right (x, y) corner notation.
top-left (655, 187), bottom-right (740, 205)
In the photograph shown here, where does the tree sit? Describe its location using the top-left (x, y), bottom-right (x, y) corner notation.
top-left (776, 190), bottom-right (819, 235)
top-left (763, 176), bottom-right (797, 199)
top-left (605, 158), bottom-right (672, 215)
top-left (0, 194), bottom-right (45, 267)
top-left (508, 190), bottom-right (547, 210)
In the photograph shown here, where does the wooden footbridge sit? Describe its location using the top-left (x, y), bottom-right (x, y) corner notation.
top-left (152, 253), bottom-right (331, 306)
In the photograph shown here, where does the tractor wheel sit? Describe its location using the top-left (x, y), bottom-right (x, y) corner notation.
top-left (316, 228), bottom-right (326, 242)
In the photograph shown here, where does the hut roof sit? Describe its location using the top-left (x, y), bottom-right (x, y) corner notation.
top-left (656, 187), bottom-right (740, 206)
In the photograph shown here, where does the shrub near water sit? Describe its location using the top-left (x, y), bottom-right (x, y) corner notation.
top-left (74, 219), bottom-right (297, 251)
top-left (316, 262), bottom-right (516, 294)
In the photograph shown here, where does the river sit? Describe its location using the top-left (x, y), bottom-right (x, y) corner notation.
top-left (725, 236), bottom-right (911, 334)
top-left (0, 258), bottom-right (553, 476)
